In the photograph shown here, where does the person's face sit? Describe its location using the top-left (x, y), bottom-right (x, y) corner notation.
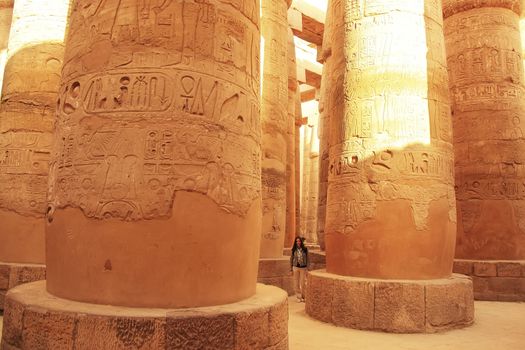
top-left (295, 238), bottom-right (301, 247)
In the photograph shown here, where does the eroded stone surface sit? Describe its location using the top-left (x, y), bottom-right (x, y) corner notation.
top-left (1, 281), bottom-right (289, 350)
top-left (260, 0), bottom-right (289, 258)
top-left (306, 270), bottom-right (474, 333)
top-left (444, 1), bottom-right (525, 261)
top-left (46, 0), bottom-right (262, 308)
top-left (0, 262), bottom-right (45, 310)
top-left (0, 0), bottom-right (68, 265)
top-left (323, 0), bottom-right (457, 279)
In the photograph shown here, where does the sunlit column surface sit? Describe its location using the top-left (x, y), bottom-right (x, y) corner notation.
top-left (46, 0), bottom-right (262, 308)
top-left (0, 0), bottom-right (69, 264)
top-left (325, 0), bottom-right (456, 279)
top-left (260, 0), bottom-right (289, 257)
top-left (0, 1), bottom-right (13, 93)
top-left (285, 27), bottom-right (297, 248)
top-left (444, 0), bottom-right (525, 260)
top-left (300, 101), bottom-right (319, 245)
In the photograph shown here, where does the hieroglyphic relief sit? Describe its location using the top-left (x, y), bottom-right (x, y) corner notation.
top-left (444, 1), bottom-right (525, 259)
top-left (259, 0), bottom-right (289, 256)
top-left (0, 0), bottom-right (68, 221)
top-left (62, 0), bottom-right (260, 99)
top-left (325, 0), bottom-right (456, 245)
top-left (48, 0), bottom-right (260, 221)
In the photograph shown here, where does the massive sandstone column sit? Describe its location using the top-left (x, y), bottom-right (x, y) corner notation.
top-left (260, 0), bottom-right (289, 258)
top-left (444, 0), bottom-right (525, 301)
top-left (300, 103), bottom-right (320, 245)
top-left (0, 0), bottom-right (67, 308)
top-left (0, 1), bottom-right (13, 92)
top-left (284, 27), bottom-right (297, 248)
top-left (2, 1), bottom-right (289, 348)
top-left (306, 0), bottom-right (473, 333)
top-left (257, 0), bottom-right (294, 296)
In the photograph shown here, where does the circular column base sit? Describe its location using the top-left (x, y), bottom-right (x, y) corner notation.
top-left (257, 257), bottom-right (294, 295)
top-left (1, 281), bottom-right (288, 350)
top-left (306, 270), bottom-right (474, 333)
top-left (0, 261), bottom-right (46, 311)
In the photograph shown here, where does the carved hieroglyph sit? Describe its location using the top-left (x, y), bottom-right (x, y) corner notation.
top-left (0, 0), bottom-right (13, 92)
top-left (260, 0), bottom-right (289, 258)
top-left (284, 27), bottom-right (297, 248)
top-left (324, 0), bottom-right (457, 279)
top-left (300, 102), bottom-right (320, 245)
top-left (444, 0), bottom-right (525, 260)
top-left (0, 0), bottom-right (68, 264)
top-left (46, 0), bottom-right (262, 308)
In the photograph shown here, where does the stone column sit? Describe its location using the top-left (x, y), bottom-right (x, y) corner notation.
top-left (257, 0), bottom-right (294, 296)
top-left (0, 0), bottom-right (67, 309)
top-left (305, 0), bottom-right (474, 333)
top-left (260, 0), bottom-right (289, 258)
top-left (0, 1), bottom-right (13, 92)
top-left (1, 1), bottom-right (289, 348)
top-left (284, 27), bottom-right (297, 249)
top-left (445, 0), bottom-right (525, 302)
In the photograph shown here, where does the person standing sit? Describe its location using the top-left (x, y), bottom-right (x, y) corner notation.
top-left (290, 236), bottom-right (308, 302)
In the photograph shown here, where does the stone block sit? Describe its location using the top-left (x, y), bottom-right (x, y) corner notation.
top-left (166, 313), bottom-right (235, 350)
top-left (0, 289), bottom-right (5, 310)
top-left (234, 309), bottom-right (269, 350)
top-left (258, 258), bottom-right (291, 279)
top-left (75, 315), bottom-right (166, 349)
top-left (331, 278), bottom-right (374, 330)
top-left (473, 262), bottom-right (497, 277)
top-left (1, 297), bottom-right (25, 348)
top-left (472, 276), bottom-right (490, 294)
top-left (268, 299), bottom-right (288, 346)
top-left (8, 265), bottom-right (46, 289)
top-left (266, 336), bottom-right (288, 350)
top-left (21, 307), bottom-right (76, 350)
top-left (497, 262), bottom-right (523, 277)
top-left (374, 282), bottom-right (425, 333)
top-left (487, 277), bottom-right (523, 295)
top-left (453, 260), bottom-right (473, 276)
top-left (305, 272), bottom-right (333, 324)
top-left (425, 279), bottom-right (474, 329)
top-left (0, 264), bottom-right (10, 289)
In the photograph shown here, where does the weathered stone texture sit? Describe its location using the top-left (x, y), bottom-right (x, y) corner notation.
top-left (306, 270), bottom-right (474, 333)
top-left (260, 0), bottom-right (289, 258)
top-left (45, 0), bottom-right (263, 308)
top-left (444, 1), bottom-right (525, 261)
top-left (1, 282), bottom-right (289, 350)
top-left (453, 259), bottom-right (525, 301)
top-left (0, 262), bottom-right (45, 310)
top-left (323, 0), bottom-right (457, 280)
top-left (0, 0), bottom-right (68, 265)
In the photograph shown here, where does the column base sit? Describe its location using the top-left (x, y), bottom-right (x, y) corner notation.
top-left (0, 261), bottom-right (46, 311)
top-left (258, 257), bottom-right (294, 295)
top-left (1, 281), bottom-right (288, 350)
top-left (308, 251), bottom-right (326, 271)
top-left (454, 259), bottom-right (525, 301)
top-left (306, 270), bottom-right (474, 333)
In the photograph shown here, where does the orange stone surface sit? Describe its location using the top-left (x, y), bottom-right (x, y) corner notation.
top-left (46, 0), bottom-right (262, 308)
top-left (444, 0), bottom-right (525, 260)
top-left (260, 0), bottom-right (289, 258)
top-left (324, 0), bottom-right (457, 279)
top-left (0, 0), bottom-right (69, 265)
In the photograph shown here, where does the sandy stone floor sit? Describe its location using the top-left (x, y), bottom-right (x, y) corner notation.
top-left (289, 297), bottom-right (525, 350)
top-left (1, 301), bottom-right (524, 349)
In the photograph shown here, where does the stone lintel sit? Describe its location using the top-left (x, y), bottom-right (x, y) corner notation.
top-left (1, 281), bottom-right (289, 350)
top-left (306, 270), bottom-right (474, 333)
